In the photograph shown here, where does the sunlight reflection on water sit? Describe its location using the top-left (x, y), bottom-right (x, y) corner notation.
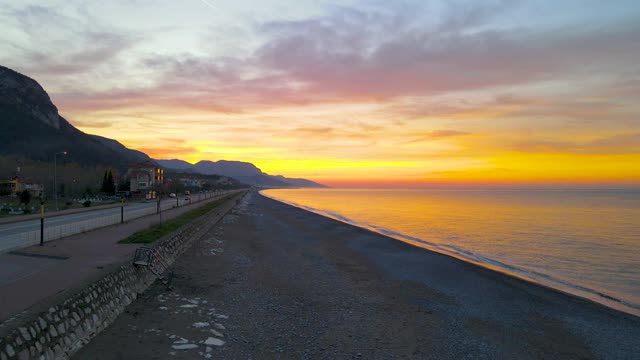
top-left (263, 188), bottom-right (640, 315)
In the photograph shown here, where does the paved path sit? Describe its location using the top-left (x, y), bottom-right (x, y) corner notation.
top-left (0, 190), bottom-right (244, 325)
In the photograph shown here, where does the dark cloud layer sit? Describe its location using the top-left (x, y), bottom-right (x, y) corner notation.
top-left (1, 4), bottom-right (141, 78)
top-left (43, 2), bottom-right (639, 115)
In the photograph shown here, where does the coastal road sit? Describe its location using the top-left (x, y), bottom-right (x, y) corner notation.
top-left (0, 191), bottom-right (230, 253)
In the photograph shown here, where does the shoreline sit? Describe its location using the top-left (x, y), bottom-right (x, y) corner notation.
top-left (260, 190), bottom-right (640, 319)
top-left (75, 190), bottom-right (640, 359)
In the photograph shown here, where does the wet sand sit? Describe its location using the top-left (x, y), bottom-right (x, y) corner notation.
top-left (75, 192), bottom-right (640, 359)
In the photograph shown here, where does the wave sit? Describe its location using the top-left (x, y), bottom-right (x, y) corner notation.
top-left (261, 191), bottom-right (640, 317)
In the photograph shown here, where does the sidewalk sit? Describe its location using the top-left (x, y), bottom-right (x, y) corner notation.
top-left (0, 190), bottom-right (244, 324)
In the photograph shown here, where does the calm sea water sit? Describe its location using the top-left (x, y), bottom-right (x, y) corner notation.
top-left (262, 188), bottom-right (640, 316)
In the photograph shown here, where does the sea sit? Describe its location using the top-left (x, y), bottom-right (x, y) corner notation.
top-left (262, 188), bottom-right (640, 316)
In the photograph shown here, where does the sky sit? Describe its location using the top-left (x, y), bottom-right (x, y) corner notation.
top-left (1, 0), bottom-right (639, 187)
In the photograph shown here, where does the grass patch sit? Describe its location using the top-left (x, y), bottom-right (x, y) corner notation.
top-left (119, 195), bottom-right (235, 244)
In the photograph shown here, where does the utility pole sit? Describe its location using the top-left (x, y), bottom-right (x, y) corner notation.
top-left (120, 196), bottom-right (124, 223)
top-left (40, 195), bottom-right (45, 246)
top-left (157, 195), bottom-right (162, 225)
top-left (53, 151), bottom-right (67, 211)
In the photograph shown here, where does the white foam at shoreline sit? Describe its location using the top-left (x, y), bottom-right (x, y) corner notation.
top-left (260, 190), bottom-right (640, 317)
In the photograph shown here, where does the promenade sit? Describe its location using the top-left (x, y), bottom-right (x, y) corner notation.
top-left (0, 191), bottom-right (244, 325)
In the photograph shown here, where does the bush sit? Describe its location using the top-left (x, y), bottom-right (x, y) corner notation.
top-left (83, 200), bottom-right (91, 207)
top-left (19, 189), bottom-right (31, 206)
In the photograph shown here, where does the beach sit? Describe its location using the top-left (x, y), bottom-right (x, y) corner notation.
top-left (74, 191), bottom-right (640, 359)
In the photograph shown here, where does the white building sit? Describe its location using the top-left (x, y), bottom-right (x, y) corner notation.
top-left (127, 162), bottom-right (164, 192)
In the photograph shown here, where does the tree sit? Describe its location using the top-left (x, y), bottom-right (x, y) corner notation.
top-left (101, 171), bottom-right (108, 193)
top-left (100, 170), bottom-right (116, 194)
top-left (19, 189), bottom-right (31, 206)
top-left (107, 171), bottom-right (115, 194)
top-left (167, 180), bottom-right (186, 195)
top-left (84, 186), bottom-right (95, 198)
top-left (118, 178), bottom-right (130, 192)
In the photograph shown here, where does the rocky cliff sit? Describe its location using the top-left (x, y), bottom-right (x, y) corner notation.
top-left (0, 65), bottom-right (153, 170)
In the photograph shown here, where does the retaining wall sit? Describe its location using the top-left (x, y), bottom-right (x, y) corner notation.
top-left (0, 192), bottom-right (244, 360)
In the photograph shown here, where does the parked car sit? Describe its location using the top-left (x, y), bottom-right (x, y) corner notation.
top-left (169, 193), bottom-right (176, 198)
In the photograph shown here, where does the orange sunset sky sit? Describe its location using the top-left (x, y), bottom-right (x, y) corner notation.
top-left (1, 0), bottom-right (639, 187)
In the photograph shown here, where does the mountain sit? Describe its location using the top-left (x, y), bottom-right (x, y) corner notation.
top-left (154, 159), bottom-right (193, 171)
top-left (0, 64), bottom-right (325, 188)
top-left (193, 160), bottom-right (262, 178)
top-left (272, 175), bottom-right (325, 188)
top-left (90, 135), bottom-right (152, 163)
top-left (0, 65), bottom-right (153, 170)
top-left (156, 159), bottom-right (326, 188)
top-left (164, 171), bottom-right (246, 190)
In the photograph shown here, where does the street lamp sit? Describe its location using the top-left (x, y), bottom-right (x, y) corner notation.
top-left (54, 151), bottom-right (67, 211)
top-left (39, 192), bottom-right (46, 246)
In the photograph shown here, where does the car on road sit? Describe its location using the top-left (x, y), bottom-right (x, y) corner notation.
top-left (169, 193), bottom-right (176, 198)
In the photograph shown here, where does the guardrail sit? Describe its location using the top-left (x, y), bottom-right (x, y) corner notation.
top-left (0, 190), bottom-right (240, 253)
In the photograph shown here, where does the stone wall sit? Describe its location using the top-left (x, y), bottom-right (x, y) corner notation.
top-left (0, 192), bottom-right (243, 360)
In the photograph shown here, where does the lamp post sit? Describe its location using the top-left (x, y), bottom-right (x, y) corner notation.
top-left (157, 194), bottom-right (162, 225)
top-left (39, 192), bottom-right (46, 246)
top-left (120, 196), bottom-right (125, 224)
top-left (54, 151), bottom-right (67, 211)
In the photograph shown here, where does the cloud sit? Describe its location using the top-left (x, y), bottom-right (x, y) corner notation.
top-left (293, 127), bottom-right (334, 135)
top-left (69, 119), bottom-right (113, 129)
top-left (159, 138), bottom-right (189, 144)
top-left (495, 132), bottom-right (640, 155)
top-left (384, 89), bottom-right (640, 131)
top-left (251, 8), bottom-right (640, 103)
top-left (20, 1), bottom-right (639, 117)
top-left (0, 4), bottom-right (142, 78)
top-left (405, 130), bottom-right (470, 144)
top-left (506, 98), bottom-right (639, 125)
top-left (435, 0), bottom-right (518, 33)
